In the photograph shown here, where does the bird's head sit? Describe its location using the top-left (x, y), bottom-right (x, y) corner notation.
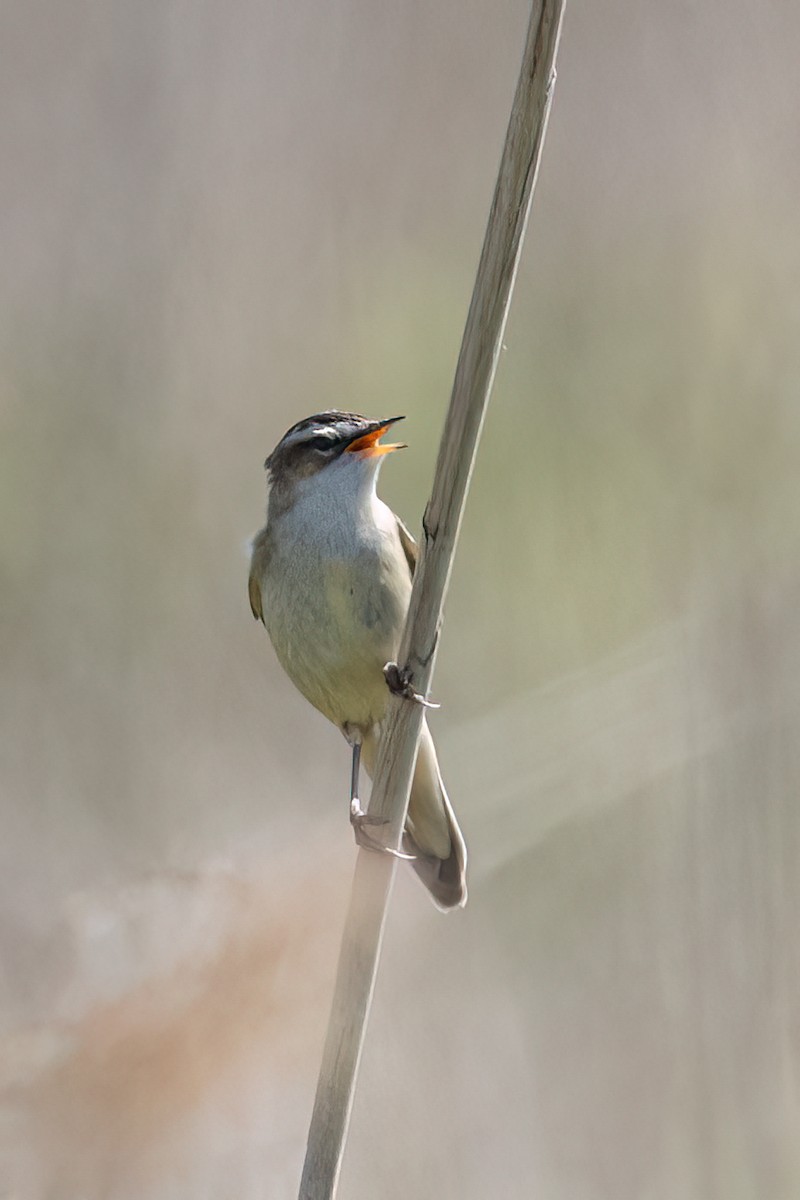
top-left (264, 411), bottom-right (406, 505)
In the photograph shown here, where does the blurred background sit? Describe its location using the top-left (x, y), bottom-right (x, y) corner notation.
top-left (2, 1), bottom-right (799, 1196)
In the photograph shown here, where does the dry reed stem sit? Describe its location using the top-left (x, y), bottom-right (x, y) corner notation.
top-left (298, 3), bottom-right (566, 1196)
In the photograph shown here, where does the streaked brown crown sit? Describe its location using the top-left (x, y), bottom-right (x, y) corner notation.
top-left (264, 410), bottom-right (403, 481)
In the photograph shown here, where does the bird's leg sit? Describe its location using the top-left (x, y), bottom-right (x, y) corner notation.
top-left (344, 725), bottom-right (415, 860)
top-left (383, 662), bottom-right (440, 708)
top-left (347, 735), bottom-right (366, 825)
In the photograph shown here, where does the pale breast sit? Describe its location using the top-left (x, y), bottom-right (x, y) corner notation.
top-left (260, 497), bottom-right (412, 731)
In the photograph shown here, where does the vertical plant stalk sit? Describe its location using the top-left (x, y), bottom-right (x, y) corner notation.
top-left (298, 3), bottom-right (565, 1197)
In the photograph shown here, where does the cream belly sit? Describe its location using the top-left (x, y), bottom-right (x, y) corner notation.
top-left (261, 501), bottom-right (412, 732)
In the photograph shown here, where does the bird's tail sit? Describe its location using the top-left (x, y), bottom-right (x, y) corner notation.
top-left (363, 719), bottom-right (467, 911)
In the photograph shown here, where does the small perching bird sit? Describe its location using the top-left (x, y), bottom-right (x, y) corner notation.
top-left (248, 411), bottom-right (467, 909)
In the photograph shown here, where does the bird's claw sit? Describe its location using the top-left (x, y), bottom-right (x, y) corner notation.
top-left (383, 662), bottom-right (440, 709)
top-left (349, 799), bottom-right (416, 860)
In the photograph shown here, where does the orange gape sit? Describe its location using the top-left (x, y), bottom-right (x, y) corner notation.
top-left (345, 421), bottom-right (407, 456)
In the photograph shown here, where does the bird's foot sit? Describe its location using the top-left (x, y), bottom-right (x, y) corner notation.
top-left (383, 662), bottom-right (440, 709)
top-left (349, 799), bottom-right (416, 860)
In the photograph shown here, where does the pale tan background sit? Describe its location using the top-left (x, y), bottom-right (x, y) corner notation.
top-left (2, 2), bottom-right (800, 1197)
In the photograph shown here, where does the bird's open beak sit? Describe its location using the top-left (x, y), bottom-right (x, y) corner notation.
top-left (344, 416), bottom-right (407, 457)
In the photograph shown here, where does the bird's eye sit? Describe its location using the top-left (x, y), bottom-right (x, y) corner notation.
top-left (306, 435), bottom-right (332, 452)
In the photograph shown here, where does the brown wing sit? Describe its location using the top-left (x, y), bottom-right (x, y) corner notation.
top-left (395, 514), bottom-right (418, 579)
top-left (248, 528), bottom-right (270, 622)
